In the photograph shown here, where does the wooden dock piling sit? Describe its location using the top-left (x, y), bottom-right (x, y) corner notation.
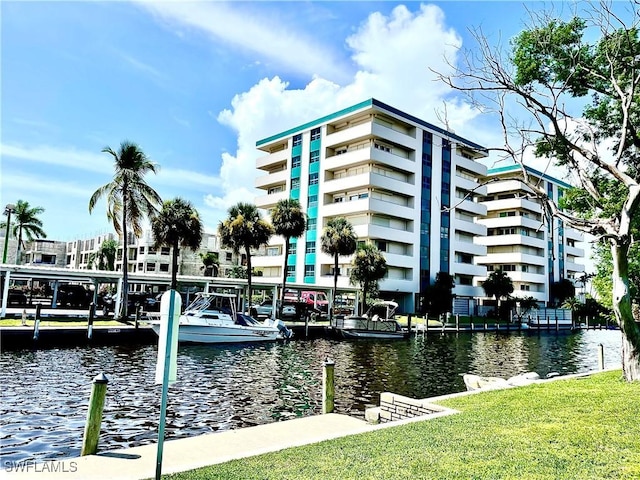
top-left (81, 373), bottom-right (109, 456)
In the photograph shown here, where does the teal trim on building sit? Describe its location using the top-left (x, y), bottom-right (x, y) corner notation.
top-left (306, 229), bottom-right (317, 241)
top-left (310, 138), bottom-right (321, 151)
top-left (291, 189), bottom-right (300, 200)
top-left (309, 161), bottom-right (320, 174)
top-left (305, 253), bottom-right (316, 264)
top-left (308, 184), bottom-right (319, 195)
top-left (291, 166), bottom-right (301, 177)
top-left (488, 164), bottom-right (573, 189)
top-left (292, 144), bottom-right (302, 156)
top-left (256, 98), bottom-right (487, 153)
top-left (304, 276), bottom-right (315, 284)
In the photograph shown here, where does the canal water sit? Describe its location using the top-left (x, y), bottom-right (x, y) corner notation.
top-left (0, 329), bottom-right (622, 465)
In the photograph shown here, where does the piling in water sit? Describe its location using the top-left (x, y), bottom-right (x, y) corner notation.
top-left (81, 373), bottom-right (109, 456)
top-left (322, 358), bottom-right (335, 414)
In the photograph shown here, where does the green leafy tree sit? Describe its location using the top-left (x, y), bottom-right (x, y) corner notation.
top-left (200, 252), bottom-right (219, 277)
top-left (321, 217), bottom-right (357, 319)
top-left (2, 200), bottom-right (46, 264)
top-left (426, 272), bottom-right (455, 318)
top-left (438, 2), bottom-right (640, 380)
top-left (89, 141), bottom-right (161, 318)
top-left (550, 279), bottom-right (576, 307)
top-left (227, 264), bottom-right (247, 279)
top-left (218, 202), bottom-right (273, 309)
top-left (271, 199), bottom-right (306, 316)
top-left (482, 270), bottom-right (514, 318)
top-left (349, 242), bottom-right (388, 315)
top-left (152, 198), bottom-right (203, 291)
top-left (88, 238), bottom-right (118, 270)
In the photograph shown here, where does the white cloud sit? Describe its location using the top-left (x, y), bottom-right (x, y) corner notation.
top-left (209, 3), bottom-right (483, 213)
top-left (135, 1), bottom-right (352, 83)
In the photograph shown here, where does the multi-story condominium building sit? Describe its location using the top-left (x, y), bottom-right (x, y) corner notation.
top-left (65, 230), bottom-right (239, 280)
top-left (475, 164), bottom-right (585, 307)
top-left (21, 239), bottom-right (67, 268)
top-left (253, 98), bottom-right (489, 314)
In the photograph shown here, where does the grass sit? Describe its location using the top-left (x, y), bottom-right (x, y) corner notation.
top-left (163, 371), bottom-right (639, 480)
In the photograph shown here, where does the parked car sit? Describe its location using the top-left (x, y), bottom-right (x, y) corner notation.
top-left (251, 300), bottom-right (297, 319)
top-left (7, 289), bottom-right (28, 306)
top-left (284, 290), bottom-right (329, 313)
top-left (57, 284), bottom-right (91, 308)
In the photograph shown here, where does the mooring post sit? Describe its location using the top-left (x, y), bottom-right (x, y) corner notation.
top-left (455, 314), bottom-right (459, 331)
top-left (407, 314), bottom-right (412, 335)
top-left (33, 304), bottom-right (41, 340)
top-left (87, 303), bottom-right (95, 340)
top-left (135, 305), bottom-right (141, 330)
top-left (598, 343), bottom-right (605, 371)
top-left (555, 316), bottom-right (559, 332)
top-left (322, 357), bottom-right (335, 414)
top-left (81, 373), bottom-right (109, 456)
top-left (21, 309), bottom-right (27, 326)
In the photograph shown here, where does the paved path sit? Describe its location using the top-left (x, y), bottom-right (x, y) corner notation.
top-left (1, 414), bottom-right (378, 480)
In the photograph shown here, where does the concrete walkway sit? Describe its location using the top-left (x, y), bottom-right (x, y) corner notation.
top-left (2, 414), bottom-right (377, 480)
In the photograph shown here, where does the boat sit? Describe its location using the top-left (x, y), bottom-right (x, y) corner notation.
top-left (463, 371), bottom-right (540, 391)
top-left (150, 292), bottom-right (293, 344)
top-left (394, 314), bottom-right (444, 330)
top-left (331, 300), bottom-right (408, 339)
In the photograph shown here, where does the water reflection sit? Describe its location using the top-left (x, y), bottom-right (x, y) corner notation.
top-left (0, 330), bottom-right (621, 465)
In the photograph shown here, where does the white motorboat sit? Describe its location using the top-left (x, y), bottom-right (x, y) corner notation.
top-left (150, 292), bottom-right (293, 344)
top-left (463, 372), bottom-right (541, 391)
top-left (331, 301), bottom-right (407, 339)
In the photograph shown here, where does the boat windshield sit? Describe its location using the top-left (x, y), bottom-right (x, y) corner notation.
top-left (235, 314), bottom-right (260, 326)
top-left (186, 294), bottom-right (236, 315)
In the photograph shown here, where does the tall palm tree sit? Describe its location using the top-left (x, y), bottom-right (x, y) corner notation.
top-left (218, 202), bottom-right (274, 310)
top-left (152, 198), bottom-right (203, 291)
top-left (271, 199), bottom-right (306, 315)
top-left (89, 141), bottom-right (161, 318)
top-left (321, 217), bottom-right (357, 319)
top-left (349, 242), bottom-right (388, 315)
top-left (9, 200), bottom-right (47, 264)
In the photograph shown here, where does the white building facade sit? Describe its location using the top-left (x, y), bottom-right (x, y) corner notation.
top-left (253, 98), bottom-right (489, 314)
top-left (475, 164), bottom-right (585, 306)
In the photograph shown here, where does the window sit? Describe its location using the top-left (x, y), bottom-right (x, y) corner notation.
top-left (160, 264), bottom-right (169, 272)
top-left (502, 265), bottom-right (516, 272)
top-left (288, 243), bottom-right (297, 255)
top-left (292, 155), bottom-right (301, 168)
top-left (440, 227), bottom-right (449, 239)
top-left (334, 196), bottom-right (344, 203)
top-left (226, 252), bottom-right (232, 262)
top-left (304, 264), bottom-right (315, 277)
top-left (377, 241), bottom-right (387, 252)
top-left (422, 177), bottom-right (431, 188)
top-left (458, 253), bottom-right (473, 264)
top-left (292, 134), bottom-right (302, 147)
top-left (374, 142), bottom-right (391, 153)
top-left (306, 241), bottom-right (316, 253)
top-left (147, 247), bottom-right (156, 254)
top-left (310, 150), bottom-right (320, 164)
top-left (307, 218), bottom-right (317, 230)
top-left (291, 177), bottom-right (300, 189)
top-left (139, 246), bottom-right (145, 254)
top-left (266, 247), bottom-right (280, 256)
top-left (308, 195), bottom-right (318, 207)
top-left (520, 285), bottom-right (531, 291)
top-left (310, 127), bottom-right (321, 141)
top-left (286, 265), bottom-right (295, 276)
top-left (146, 262), bottom-right (156, 272)
top-left (161, 247), bottom-right (170, 255)
top-left (309, 172), bottom-right (319, 185)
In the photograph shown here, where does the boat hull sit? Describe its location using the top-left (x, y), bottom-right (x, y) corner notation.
top-left (332, 316), bottom-right (407, 340)
top-left (151, 323), bottom-right (280, 344)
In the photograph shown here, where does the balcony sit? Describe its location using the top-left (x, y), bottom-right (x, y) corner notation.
top-left (352, 223), bottom-right (415, 244)
top-left (255, 190), bottom-right (289, 210)
top-left (324, 145), bottom-right (415, 173)
top-left (482, 198), bottom-right (542, 214)
top-left (256, 147), bottom-right (289, 170)
top-left (324, 121), bottom-right (417, 151)
top-left (255, 169), bottom-right (288, 189)
top-left (565, 261), bottom-right (585, 273)
top-left (324, 172), bottom-right (413, 196)
top-left (322, 197), bottom-right (415, 220)
top-left (565, 245), bottom-right (584, 257)
top-left (455, 175), bottom-right (486, 195)
top-left (454, 154), bottom-right (488, 175)
top-left (479, 215), bottom-right (543, 230)
top-left (478, 234), bottom-right (546, 249)
top-left (454, 219), bottom-right (486, 237)
top-left (452, 262), bottom-right (486, 277)
top-left (455, 199), bottom-right (486, 216)
top-left (453, 241), bottom-right (486, 258)
top-left (486, 179), bottom-right (531, 195)
top-left (476, 252), bottom-right (546, 266)
top-left (453, 284), bottom-right (485, 298)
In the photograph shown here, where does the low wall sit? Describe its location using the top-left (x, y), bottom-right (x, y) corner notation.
top-left (365, 392), bottom-right (452, 424)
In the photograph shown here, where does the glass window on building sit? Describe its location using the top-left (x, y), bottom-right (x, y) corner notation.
top-left (310, 150), bottom-right (320, 164)
top-left (160, 264), bottom-right (169, 272)
top-left (310, 127), bottom-right (321, 141)
top-left (286, 265), bottom-right (295, 276)
top-left (304, 264), bottom-right (315, 277)
top-left (147, 262), bottom-right (156, 272)
top-left (307, 218), bottom-right (317, 230)
top-left (308, 194), bottom-right (318, 207)
top-left (161, 247), bottom-right (170, 255)
top-left (292, 155), bottom-right (301, 168)
top-left (309, 172), bottom-right (319, 185)
top-left (293, 134), bottom-right (302, 147)
top-left (226, 252), bottom-right (232, 262)
top-left (288, 243), bottom-right (297, 255)
top-left (291, 177), bottom-right (300, 189)
top-left (306, 241), bottom-right (316, 254)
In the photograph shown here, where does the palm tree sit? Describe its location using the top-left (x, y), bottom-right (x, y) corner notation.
top-left (349, 242), bottom-right (388, 315)
top-left (321, 217), bottom-right (357, 319)
top-left (7, 200), bottom-right (46, 264)
top-left (200, 252), bottom-right (219, 277)
top-left (89, 141), bottom-right (161, 318)
top-left (152, 198), bottom-right (203, 291)
top-left (87, 238), bottom-right (118, 270)
top-left (482, 269), bottom-right (514, 319)
top-left (218, 202), bottom-right (274, 310)
top-left (271, 199), bottom-right (307, 315)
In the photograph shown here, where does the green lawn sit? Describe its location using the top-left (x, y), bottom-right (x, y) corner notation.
top-left (164, 371), bottom-right (639, 480)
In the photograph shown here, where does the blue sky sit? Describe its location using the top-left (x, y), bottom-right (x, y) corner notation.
top-left (0, 1), bottom-right (618, 244)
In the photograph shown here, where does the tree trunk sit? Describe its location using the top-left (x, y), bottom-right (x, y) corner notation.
top-left (246, 245), bottom-right (252, 314)
top-left (611, 242), bottom-right (640, 381)
top-left (332, 253), bottom-right (339, 321)
top-left (362, 280), bottom-right (369, 316)
top-left (121, 208), bottom-right (128, 320)
top-left (281, 237), bottom-right (290, 318)
top-left (171, 242), bottom-right (179, 291)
